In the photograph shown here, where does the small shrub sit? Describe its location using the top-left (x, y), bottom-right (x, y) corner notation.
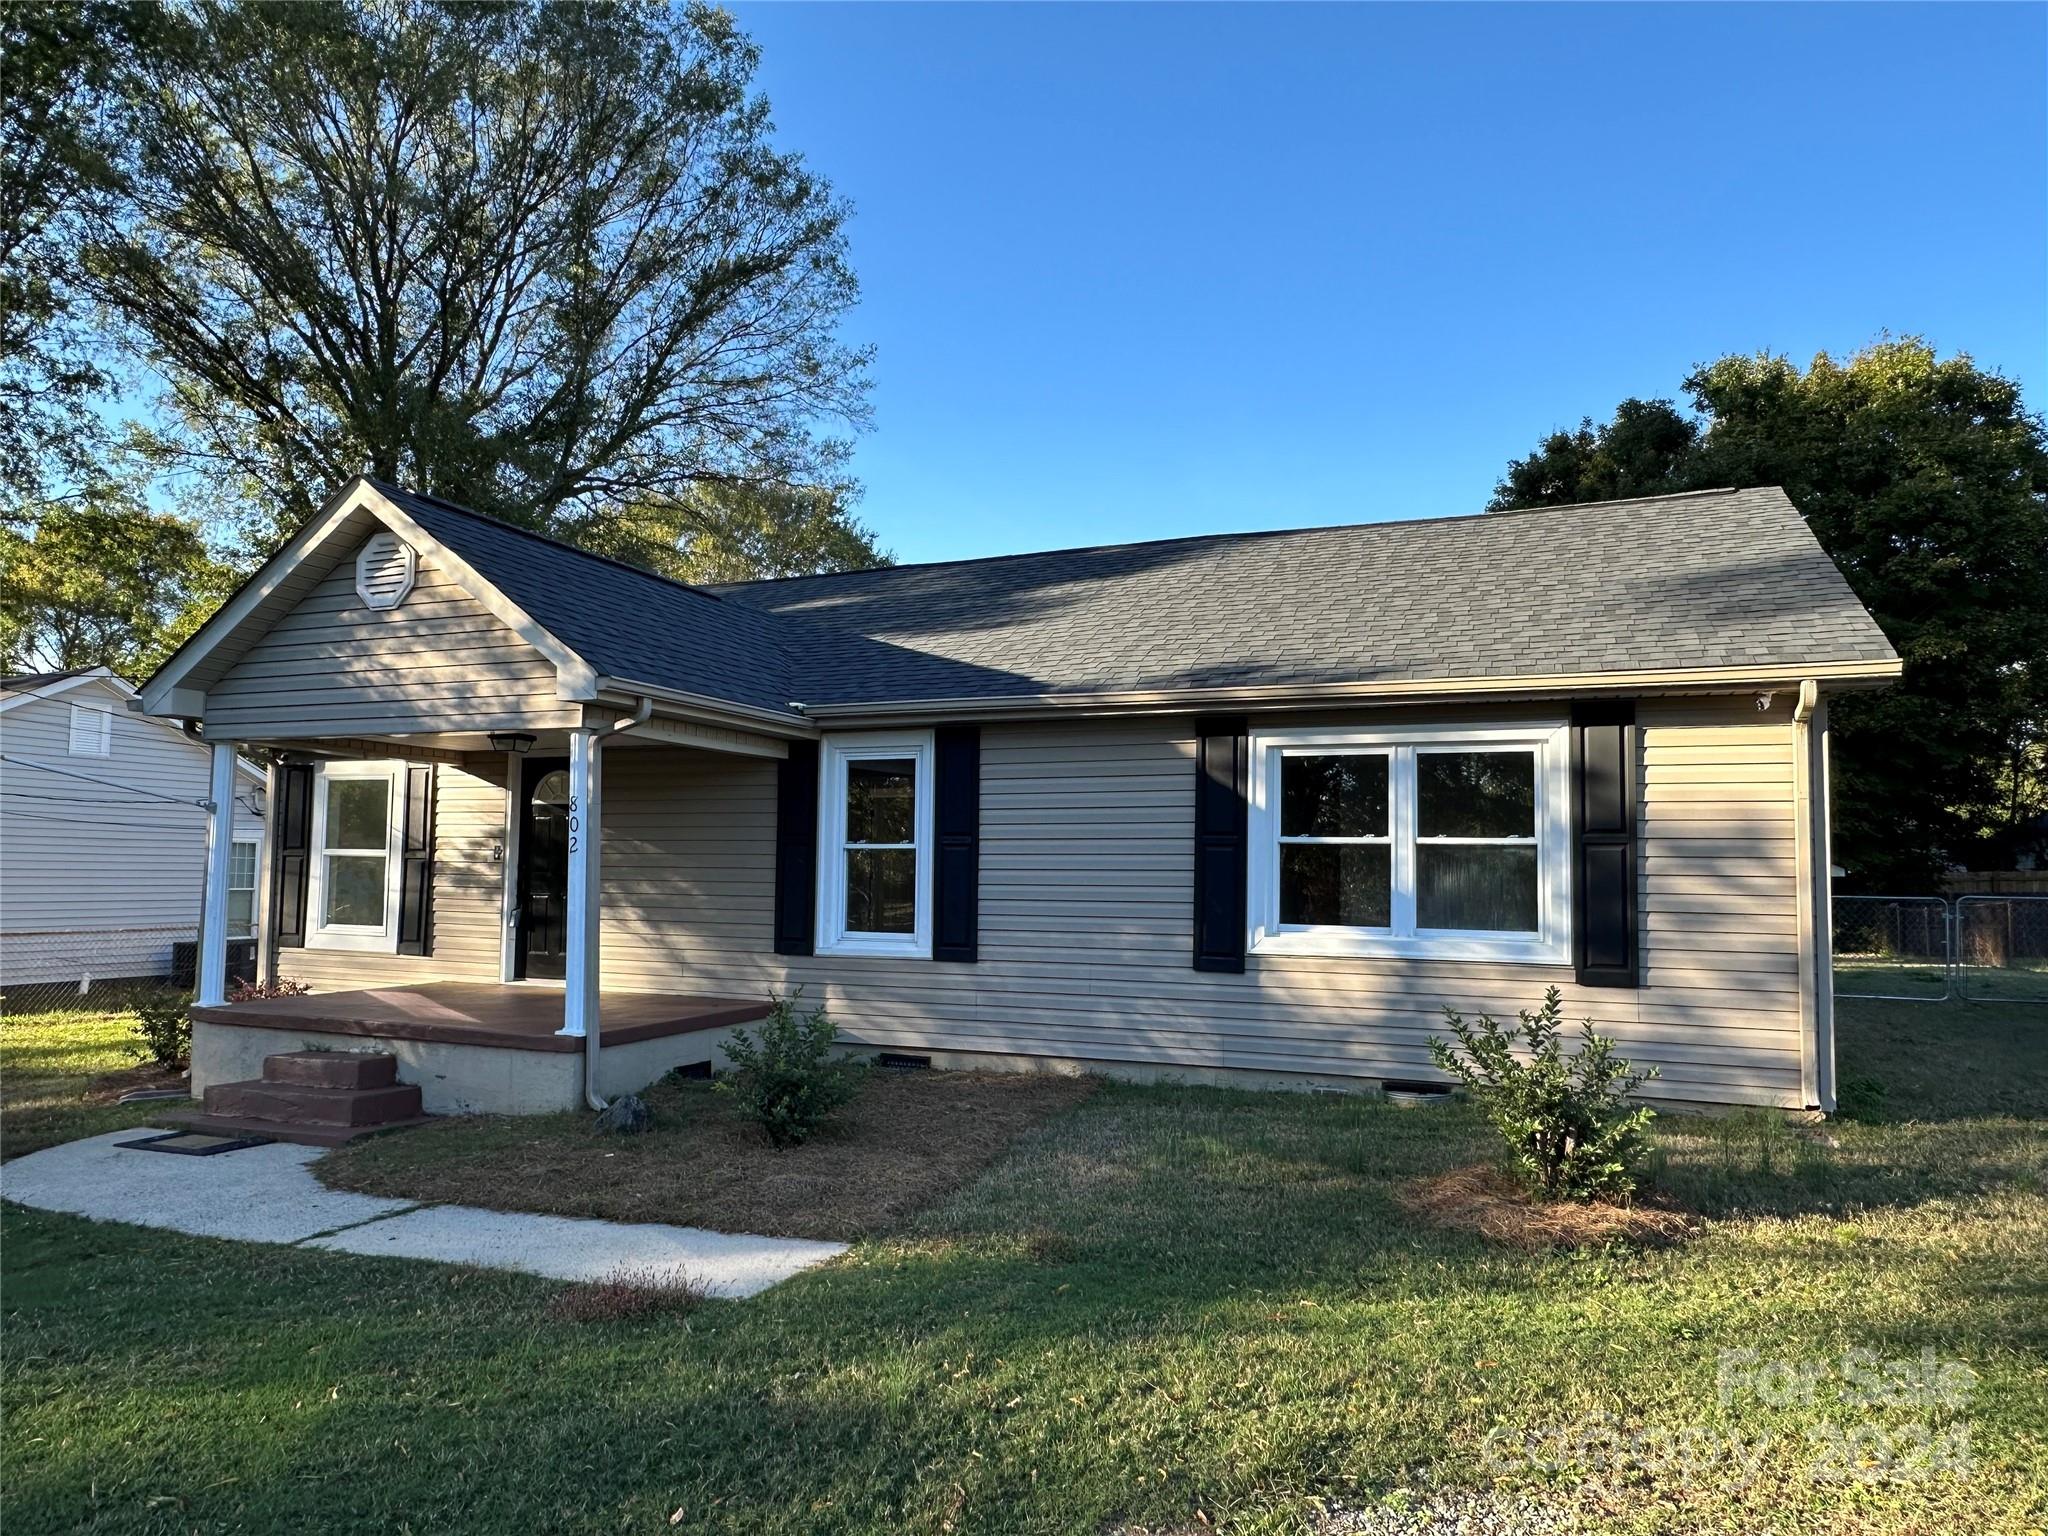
top-left (1428, 986), bottom-right (1658, 1201)
top-left (127, 993), bottom-right (192, 1070)
top-left (716, 991), bottom-right (867, 1147)
top-left (227, 976), bottom-right (311, 1001)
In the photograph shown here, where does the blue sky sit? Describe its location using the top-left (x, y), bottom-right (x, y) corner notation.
top-left (729, 2), bottom-right (2047, 565)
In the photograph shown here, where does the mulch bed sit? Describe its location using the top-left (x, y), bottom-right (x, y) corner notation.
top-left (1396, 1163), bottom-right (1697, 1251)
top-left (83, 1062), bottom-right (189, 1104)
top-left (320, 1069), bottom-right (1102, 1242)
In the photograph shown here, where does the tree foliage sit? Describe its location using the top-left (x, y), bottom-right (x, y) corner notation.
top-left (1491, 339), bottom-right (2048, 884)
top-left (0, 482), bottom-right (230, 680)
top-left (588, 480), bottom-right (888, 584)
top-left (0, 1), bottom-right (152, 513)
top-left (80, 0), bottom-right (875, 567)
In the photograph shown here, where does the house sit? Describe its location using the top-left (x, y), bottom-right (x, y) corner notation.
top-left (1, 668), bottom-right (266, 1004)
top-left (133, 478), bottom-right (1900, 1125)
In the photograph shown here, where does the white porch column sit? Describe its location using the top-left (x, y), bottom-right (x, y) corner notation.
top-left (559, 727), bottom-right (601, 1038)
top-left (197, 741), bottom-right (238, 1007)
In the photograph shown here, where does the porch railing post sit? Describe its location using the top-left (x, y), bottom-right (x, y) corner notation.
top-left (559, 727), bottom-right (600, 1040)
top-left (197, 741), bottom-right (238, 1007)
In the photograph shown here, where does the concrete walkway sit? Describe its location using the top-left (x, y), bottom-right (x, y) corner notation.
top-left (1, 1130), bottom-right (845, 1298)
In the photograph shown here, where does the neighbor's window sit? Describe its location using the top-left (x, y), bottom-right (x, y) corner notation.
top-left (306, 762), bottom-right (404, 951)
top-left (818, 733), bottom-right (933, 957)
top-left (228, 836), bottom-right (260, 939)
top-left (1250, 723), bottom-right (1569, 963)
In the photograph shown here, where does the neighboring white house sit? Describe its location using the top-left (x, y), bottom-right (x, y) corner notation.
top-left (0, 668), bottom-right (266, 999)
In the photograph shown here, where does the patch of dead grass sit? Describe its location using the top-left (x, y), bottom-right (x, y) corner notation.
top-left (1396, 1163), bottom-right (1696, 1251)
top-left (319, 1068), bottom-right (1101, 1241)
top-left (544, 1265), bottom-right (708, 1323)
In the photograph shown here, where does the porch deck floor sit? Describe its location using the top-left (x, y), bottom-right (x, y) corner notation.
top-left (190, 982), bottom-right (772, 1053)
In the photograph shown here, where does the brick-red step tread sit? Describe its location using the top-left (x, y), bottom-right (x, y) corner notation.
top-left (263, 1050), bottom-right (398, 1090)
top-left (203, 1079), bottom-right (423, 1128)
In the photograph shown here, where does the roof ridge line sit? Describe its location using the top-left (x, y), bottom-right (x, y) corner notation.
top-left (367, 479), bottom-right (748, 613)
top-left (714, 485), bottom-right (1762, 592)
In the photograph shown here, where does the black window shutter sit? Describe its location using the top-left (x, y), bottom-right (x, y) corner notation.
top-left (932, 725), bottom-right (981, 962)
top-left (1572, 701), bottom-right (1638, 987)
top-left (396, 762), bottom-right (436, 956)
top-left (1192, 716), bottom-right (1249, 973)
top-left (774, 741), bottom-right (820, 956)
top-left (272, 762), bottom-right (314, 949)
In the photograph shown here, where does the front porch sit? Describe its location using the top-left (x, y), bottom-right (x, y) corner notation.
top-left (189, 983), bottom-right (775, 1116)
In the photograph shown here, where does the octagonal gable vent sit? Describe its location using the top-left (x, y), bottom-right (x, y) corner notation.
top-left (355, 530), bottom-right (417, 609)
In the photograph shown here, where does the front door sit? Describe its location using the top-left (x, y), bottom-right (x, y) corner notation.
top-left (516, 757), bottom-right (572, 980)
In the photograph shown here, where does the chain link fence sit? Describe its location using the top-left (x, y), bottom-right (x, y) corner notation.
top-left (1833, 894), bottom-right (2048, 1005)
top-left (0, 927), bottom-right (256, 1015)
top-left (1832, 896), bottom-right (1954, 1001)
top-left (1955, 896), bottom-right (2048, 1004)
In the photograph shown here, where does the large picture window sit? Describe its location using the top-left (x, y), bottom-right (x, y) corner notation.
top-left (1249, 723), bottom-right (1570, 963)
top-left (305, 761), bottom-right (405, 952)
top-left (817, 732), bottom-right (934, 957)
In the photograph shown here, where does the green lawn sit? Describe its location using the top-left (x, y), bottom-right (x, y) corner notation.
top-left (0, 1009), bottom-right (181, 1161)
top-left (2, 1000), bottom-right (2044, 1535)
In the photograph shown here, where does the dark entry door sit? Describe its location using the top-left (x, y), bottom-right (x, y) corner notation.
top-left (516, 757), bottom-right (572, 980)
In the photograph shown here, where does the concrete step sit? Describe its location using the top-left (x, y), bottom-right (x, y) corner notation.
top-left (203, 1078), bottom-right (424, 1128)
top-left (262, 1050), bottom-right (398, 1091)
top-left (163, 1109), bottom-right (437, 1148)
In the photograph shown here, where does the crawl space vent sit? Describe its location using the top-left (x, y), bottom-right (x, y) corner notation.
top-left (355, 530), bottom-right (417, 609)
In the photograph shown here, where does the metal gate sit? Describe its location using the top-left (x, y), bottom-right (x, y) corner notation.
top-left (1832, 894), bottom-right (2048, 1004)
top-left (1954, 896), bottom-right (2048, 1004)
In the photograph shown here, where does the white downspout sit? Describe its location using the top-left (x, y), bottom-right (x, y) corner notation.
top-left (562, 696), bottom-right (654, 1112)
top-left (1790, 679), bottom-right (1831, 1111)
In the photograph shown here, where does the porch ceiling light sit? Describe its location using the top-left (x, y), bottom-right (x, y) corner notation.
top-left (489, 731), bottom-right (537, 755)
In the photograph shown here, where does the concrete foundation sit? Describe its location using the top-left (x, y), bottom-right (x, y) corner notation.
top-left (191, 1019), bottom-right (743, 1116)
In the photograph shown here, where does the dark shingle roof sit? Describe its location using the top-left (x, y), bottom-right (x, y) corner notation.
top-left (378, 483), bottom-right (1897, 716)
top-left (373, 483), bottom-right (796, 713)
top-left (713, 486), bottom-right (1898, 706)
top-left (2, 668), bottom-right (105, 689)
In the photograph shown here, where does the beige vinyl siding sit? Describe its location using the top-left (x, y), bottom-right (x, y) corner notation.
top-left (204, 539), bottom-right (576, 739)
top-left (582, 696), bottom-right (1809, 1108)
top-left (285, 697), bottom-right (1809, 1107)
top-left (282, 756), bottom-right (507, 989)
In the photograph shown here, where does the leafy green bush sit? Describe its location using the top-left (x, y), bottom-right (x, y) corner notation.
top-left (716, 992), bottom-right (866, 1147)
top-left (1428, 986), bottom-right (1658, 1200)
top-left (127, 993), bottom-right (192, 1070)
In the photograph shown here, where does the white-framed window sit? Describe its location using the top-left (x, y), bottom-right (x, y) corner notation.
top-left (68, 702), bottom-right (112, 756)
top-left (1247, 722), bottom-right (1572, 964)
top-left (816, 731), bottom-right (934, 958)
top-left (305, 760), bottom-right (405, 952)
top-left (227, 836), bottom-right (260, 939)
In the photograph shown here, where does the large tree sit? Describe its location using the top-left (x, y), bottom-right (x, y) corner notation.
top-left (0, 480), bottom-right (230, 680)
top-left (1491, 339), bottom-right (2048, 886)
top-left (0, 1), bottom-right (153, 517)
top-left (83, 0), bottom-right (877, 565)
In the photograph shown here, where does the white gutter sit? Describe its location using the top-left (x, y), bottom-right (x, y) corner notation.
top-left (795, 659), bottom-right (1907, 726)
top-left (580, 694), bottom-right (654, 1112)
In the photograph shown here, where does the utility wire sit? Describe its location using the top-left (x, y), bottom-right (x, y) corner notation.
top-left (0, 753), bottom-right (216, 808)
